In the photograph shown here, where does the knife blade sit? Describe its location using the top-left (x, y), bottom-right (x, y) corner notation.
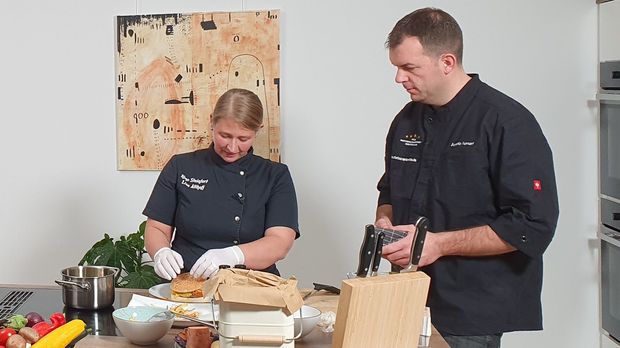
top-left (370, 231), bottom-right (385, 276)
top-left (375, 227), bottom-right (407, 245)
top-left (356, 224), bottom-right (377, 277)
top-left (401, 216), bottom-right (429, 273)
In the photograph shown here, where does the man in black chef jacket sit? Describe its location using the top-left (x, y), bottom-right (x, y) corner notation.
top-left (376, 8), bottom-right (559, 348)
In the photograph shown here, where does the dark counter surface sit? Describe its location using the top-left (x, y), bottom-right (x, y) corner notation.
top-left (0, 284), bottom-right (448, 348)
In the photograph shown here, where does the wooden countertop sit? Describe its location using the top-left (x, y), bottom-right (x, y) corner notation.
top-left (75, 288), bottom-right (448, 348)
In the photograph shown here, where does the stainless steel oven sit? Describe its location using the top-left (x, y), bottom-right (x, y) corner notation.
top-left (600, 61), bottom-right (620, 343)
top-left (601, 199), bottom-right (620, 342)
top-left (600, 61), bottom-right (620, 203)
top-left (600, 94), bottom-right (620, 202)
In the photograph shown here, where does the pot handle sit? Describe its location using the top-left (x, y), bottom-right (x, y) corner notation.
top-left (111, 267), bottom-right (120, 277)
top-left (55, 280), bottom-right (91, 291)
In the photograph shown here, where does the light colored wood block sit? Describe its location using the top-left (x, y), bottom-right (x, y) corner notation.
top-left (332, 272), bottom-right (431, 348)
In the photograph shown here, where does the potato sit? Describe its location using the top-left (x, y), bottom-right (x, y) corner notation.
top-left (5, 333), bottom-right (26, 348)
top-left (18, 327), bottom-right (39, 343)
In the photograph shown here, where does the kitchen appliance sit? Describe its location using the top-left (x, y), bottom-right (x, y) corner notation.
top-left (601, 199), bottom-right (620, 342)
top-left (600, 60), bottom-right (620, 203)
top-left (601, 61), bottom-right (620, 91)
top-left (55, 265), bottom-right (119, 309)
top-left (600, 60), bottom-right (620, 344)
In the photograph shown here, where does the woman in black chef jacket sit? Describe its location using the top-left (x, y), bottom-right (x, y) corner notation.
top-left (143, 88), bottom-right (300, 280)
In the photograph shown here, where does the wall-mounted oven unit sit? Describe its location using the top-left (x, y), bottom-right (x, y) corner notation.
top-left (600, 200), bottom-right (620, 343)
top-left (600, 61), bottom-right (620, 203)
top-left (600, 60), bottom-right (620, 345)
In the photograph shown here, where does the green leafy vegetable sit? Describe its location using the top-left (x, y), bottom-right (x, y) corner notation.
top-left (79, 221), bottom-right (162, 289)
top-left (6, 314), bottom-right (28, 330)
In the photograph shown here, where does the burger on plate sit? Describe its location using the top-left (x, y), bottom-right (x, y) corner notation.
top-left (170, 273), bottom-right (208, 302)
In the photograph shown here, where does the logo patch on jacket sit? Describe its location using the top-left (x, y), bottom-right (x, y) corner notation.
top-left (533, 179), bottom-right (542, 191)
top-left (400, 133), bottom-right (423, 147)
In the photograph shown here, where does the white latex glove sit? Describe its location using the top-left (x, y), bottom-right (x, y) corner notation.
top-left (190, 246), bottom-right (245, 279)
top-left (153, 247), bottom-right (184, 280)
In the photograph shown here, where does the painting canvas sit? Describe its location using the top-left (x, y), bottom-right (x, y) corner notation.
top-left (115, 10), bottom-right (281, 170)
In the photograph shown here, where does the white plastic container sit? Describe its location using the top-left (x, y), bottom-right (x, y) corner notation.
top-left (217, 302), bottom-right (295, 348)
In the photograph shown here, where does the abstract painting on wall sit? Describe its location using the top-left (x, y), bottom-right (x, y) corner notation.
top-left (115, 11), bottom-right (281, 170)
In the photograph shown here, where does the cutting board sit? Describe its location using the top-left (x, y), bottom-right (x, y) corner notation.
top-left (332, 272), bottom-right (430, 348)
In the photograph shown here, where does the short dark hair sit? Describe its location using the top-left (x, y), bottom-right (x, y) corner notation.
top-left (386, 7), bottom-right (463, 63)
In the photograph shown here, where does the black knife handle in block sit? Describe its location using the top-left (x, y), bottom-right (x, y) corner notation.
top-left (409, 217), bottom-right (429, 267)
top-left (356, 225), bottom-right (377, 277)
top-left (313, 282), bottom-right (341, 295)
top-left (371, 231), bottom-right (385, 275)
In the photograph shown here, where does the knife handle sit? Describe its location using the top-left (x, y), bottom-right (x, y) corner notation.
top-left (409, 217), bottom-right (429, 267)
top-left (371, 231), bottom-right (385, 276)
top-left (313, 282), bottom-right (341, 295)
top-left (356, 225), bottom-right (377, 277)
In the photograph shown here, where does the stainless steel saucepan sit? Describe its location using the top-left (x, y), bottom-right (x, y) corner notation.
top-left (56, 266), bottom-right (119, 309)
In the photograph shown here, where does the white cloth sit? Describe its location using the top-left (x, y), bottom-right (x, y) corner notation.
top-left (190, 246), bottom-right (245, 279)
top-left (317, 311), bottom-right (336, 333)
top-left (127, 294), bottom-right (170, 310)
top-left (153, 247), bottom-right (184, 280)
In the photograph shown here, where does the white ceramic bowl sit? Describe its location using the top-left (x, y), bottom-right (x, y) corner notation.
top-left (293, 305), bottom-right (321, 338)
top-left (113, 306), bottom-right (175, 345)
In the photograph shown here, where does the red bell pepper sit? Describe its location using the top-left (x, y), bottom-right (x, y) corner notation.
top-left (32, 312), bottom-right (66, 338)
top-left (49, 312), bottom-right (66, 329)
top-left (0, 328), bottom-right (16, 345)
top-left (32, 321), bottom-right (52, 337)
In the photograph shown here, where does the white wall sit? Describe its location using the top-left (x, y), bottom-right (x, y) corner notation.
top-left (0, 1), bottom-right (599, 347)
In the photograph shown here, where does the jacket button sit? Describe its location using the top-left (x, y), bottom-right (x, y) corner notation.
top-left (233, 240), bottom-right (239, 244)
top-left (521, 235), bottom-right (527, 242)
top-left (240, 171), bottom-right (245, 176)
top-left (234, 216), bottom-right (240, 222)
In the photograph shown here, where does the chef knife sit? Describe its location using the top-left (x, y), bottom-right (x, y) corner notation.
top-left (312, 282), bottom-right (341, 295)
top-left (304, 282), bottom-right (341, 301)
top-left (401, 216), bottom-right (429, 273)
top-left (370, 231), bottom-right (385, 276)
top-left (375, 227), bottom-right (407, 245)
top-left (356, 224), bottom-right (377, 277)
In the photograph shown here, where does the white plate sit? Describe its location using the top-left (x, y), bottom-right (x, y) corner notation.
top-left (171, 303), bottom-right (219, 328)
top-left (149, 283), bottom-right (213, 303)
top-left (133, 290), bottom-right (219, 327)
top-left (148, 283), bottom-right (174, 300)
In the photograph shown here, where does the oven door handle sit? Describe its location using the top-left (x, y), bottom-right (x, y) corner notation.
top-left (599, 228), bottom-right (620, 248)
top-left (599, 93), bottom-right (620, 103)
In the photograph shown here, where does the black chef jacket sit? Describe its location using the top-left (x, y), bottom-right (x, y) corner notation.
top-left (377, 75), bottom-right (559, 335)
top-left (144, 145), bottom-right (300, 276)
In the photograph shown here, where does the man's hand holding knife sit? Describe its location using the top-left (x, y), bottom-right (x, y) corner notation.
top-left (379, 217), bottom-right (441, 269)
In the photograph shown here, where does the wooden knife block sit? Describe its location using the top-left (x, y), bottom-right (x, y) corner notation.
top-left (332, 272), bottom-right (431, 348)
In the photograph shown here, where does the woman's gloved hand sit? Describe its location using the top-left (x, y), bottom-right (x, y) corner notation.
top-left (190, 246), bottom-right (245, 279)
top-left (153, 247), bottom-right (184, 280)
